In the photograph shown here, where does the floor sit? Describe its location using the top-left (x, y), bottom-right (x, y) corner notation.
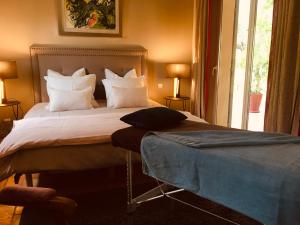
top-left (231, 92), bottom-right (266, 131)
top-left (248, 111), bottom-right (264, 131)
top-left (0, 170), bottom-right (263, 225)
top-left (248, 95), bottom-right (266, 131)
top-left (0, 177), bottom-right (23, 225)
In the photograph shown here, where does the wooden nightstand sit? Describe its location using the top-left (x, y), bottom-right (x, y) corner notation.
top-left (164, 96), bottom-right (190, 111)
top-left (0, 100), bottom-right (21, 120)
top-left (0, 120), bottom-right (13, 140)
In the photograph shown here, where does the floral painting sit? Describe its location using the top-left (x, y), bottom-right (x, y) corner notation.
top-left (60, 0), bottom-right (121, 36)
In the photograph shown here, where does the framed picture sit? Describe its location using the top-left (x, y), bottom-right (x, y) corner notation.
top-left (59, 0), bottom-right (121, 37)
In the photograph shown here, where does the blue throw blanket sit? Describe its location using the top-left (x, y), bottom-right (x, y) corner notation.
top-left (141, 130), bottom-right (300, 225)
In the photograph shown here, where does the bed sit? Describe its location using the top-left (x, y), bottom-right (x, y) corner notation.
top-left (112, 124), bottom-right (300, 225)
top-left (0, 45), bottom-right (204, 183)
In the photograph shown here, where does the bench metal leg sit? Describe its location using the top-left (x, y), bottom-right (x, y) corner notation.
top-left (131, 183), bottom-right (181, 204)
top-left (126, 151), bottom-right (135, 212)
top-left (126, 151), bottom-right (183, 213)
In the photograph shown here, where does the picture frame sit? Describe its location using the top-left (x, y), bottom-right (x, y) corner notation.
top-left (59, 0), bottom-right (121, 37)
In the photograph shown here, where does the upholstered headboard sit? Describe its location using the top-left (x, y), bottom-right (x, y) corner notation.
top-left (30, 44), bottom-right (147, 103)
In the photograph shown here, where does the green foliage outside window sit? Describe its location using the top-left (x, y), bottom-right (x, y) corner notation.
top-left (251, 0), bottom-right (273, 93)
top-left (236, 0), bottom-right (273, 94)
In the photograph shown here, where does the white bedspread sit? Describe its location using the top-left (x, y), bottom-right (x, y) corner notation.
top-left (0, 101), bottom-right (204, 159)
top-left (0, 113), bottom-right (129, 158)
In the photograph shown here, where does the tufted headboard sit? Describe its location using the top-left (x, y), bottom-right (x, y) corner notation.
top-left (30, 44), bottom-right (147, 103)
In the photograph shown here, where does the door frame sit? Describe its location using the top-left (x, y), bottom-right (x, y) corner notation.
top-left (228, 0), bottom-right (258, 129)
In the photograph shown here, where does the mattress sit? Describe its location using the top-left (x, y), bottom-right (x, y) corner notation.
top-left (0, 100), bottom-right (204, 181)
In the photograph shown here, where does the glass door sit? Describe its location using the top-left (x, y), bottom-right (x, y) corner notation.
top-left (229, 0), bottom-right (273, 131)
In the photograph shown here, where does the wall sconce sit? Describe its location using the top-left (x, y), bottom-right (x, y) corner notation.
top-left (166, 63), bottom-right (190, 98)
top-left (0, 61), bottom-right (18, 104)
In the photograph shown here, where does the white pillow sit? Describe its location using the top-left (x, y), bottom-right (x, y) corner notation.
top-left (105, 68), bottom-right (137, 79)
top-left (47, 68), bottom-right (86, 78)
top-left (102, 76), bottom-right (145, 107)
top-left (48, 87), bottom-right (93, 112)
top-left (110, 86), bottom-right (148, 109)
top-left (45, 74), bottom-right (96, 96)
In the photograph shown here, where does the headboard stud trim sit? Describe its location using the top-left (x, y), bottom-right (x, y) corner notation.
top-left (30, 45), bottom-right (147, 103)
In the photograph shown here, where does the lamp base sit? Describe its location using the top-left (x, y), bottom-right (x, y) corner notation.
top-left (173, 78), bottom-right (181, 98)
top-left (0, 78), bottom-right (8, 104)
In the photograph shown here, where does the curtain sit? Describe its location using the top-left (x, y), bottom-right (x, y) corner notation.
top-left (264, 0), bottom-right (300, 135)
top-left (191, 0), bottom-right (222, 123)
top-left (191, 0), bottom-right (208, 119)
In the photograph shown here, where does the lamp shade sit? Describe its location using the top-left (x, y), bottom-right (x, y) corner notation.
top-left (166, 64), bottom-right (190, 79)
top-left (0, 61), bottom-right (17, 79)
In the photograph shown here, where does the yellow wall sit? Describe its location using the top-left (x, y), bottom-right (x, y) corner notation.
top-left (0, 0), bottom-right (194, 120)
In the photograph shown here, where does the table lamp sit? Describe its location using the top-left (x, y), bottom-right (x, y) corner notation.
top-left (0, 61), bottom-right (17, 104)
top-left (166, 64), bottom-right (190, 98)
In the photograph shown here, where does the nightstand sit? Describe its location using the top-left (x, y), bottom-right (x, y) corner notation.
top-left (164, 96), bottom-right (190, 111)
top-left (0, 120), bottom-right (13, 140)
top-left (0, 100), bottom-right (21, 120)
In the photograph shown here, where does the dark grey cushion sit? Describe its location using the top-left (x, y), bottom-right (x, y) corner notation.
top-left (120, 107), bottom-right (187, 130)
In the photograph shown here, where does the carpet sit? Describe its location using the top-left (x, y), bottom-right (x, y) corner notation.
top-left (19, 169), bottom-right (262, 225)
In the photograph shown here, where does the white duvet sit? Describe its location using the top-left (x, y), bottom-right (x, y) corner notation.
top-left (0, 101), bottom-right (205, 159)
